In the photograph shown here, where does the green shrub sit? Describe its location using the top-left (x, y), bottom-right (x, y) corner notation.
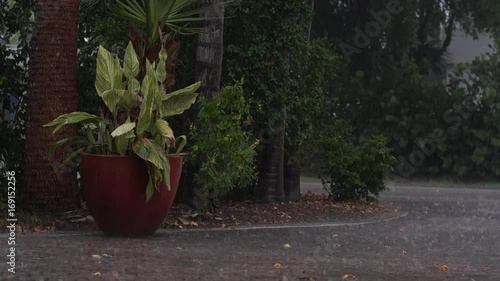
top-left (190, 81), bottom-right (257, 201)
top-left (318, 121), bottom-right (396, 201)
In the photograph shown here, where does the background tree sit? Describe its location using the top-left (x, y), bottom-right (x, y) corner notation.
top-left (0, 0), bottom-right (33, 209)
top-left (311, 0), bottom-right (500, 179)
top-left (23, 0), bottom-right (81, 212)
top-left (196, 0), bottom-right (225, 96)
top-left (223, 0), bottom-right (331, 202)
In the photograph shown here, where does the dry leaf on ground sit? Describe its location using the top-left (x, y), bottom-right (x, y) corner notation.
top-left (438, 265), bottom-right (449, 271)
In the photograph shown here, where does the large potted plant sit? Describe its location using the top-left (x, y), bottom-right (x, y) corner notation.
top-left (45, 42), bottom-right (200, 237)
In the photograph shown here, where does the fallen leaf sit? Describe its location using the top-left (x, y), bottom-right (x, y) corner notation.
top-left (399, 227), bottom-right (406, 232)
top-left (92, 254), bottom-right (102, 259)
top-left (91, 272), bottom-right (101, 276)
top-left (342, 274), bottom-right (356, 279)
top-left (402, 250), bottom-right (408, 256)
top-left (177, 217), bottom-right (190, 225)
top-left (190, 221), bottom-right (199, 226)
top-left (274, 262), bottom-right (282, 269)
top-left (33, 225), bottom-right (44, 232)
top-left (221, 223), bottom-right (227, 228)
top-left (283, 244), bottom-right (292, 249)
top-left (438, 265), bottom-right (449, 271)
top-left (202, 212), bottom-right (213, 219)
top-left (176, 247), bottom-right (183, 250)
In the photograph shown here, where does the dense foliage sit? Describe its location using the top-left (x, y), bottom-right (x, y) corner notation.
top-left (318, 121), bottom-right (396, 201)
top-left (77, 0), bottom-right (128, 114)
top-left (313, 0), bottom-right (500, 180)
top-left (0, 0), bottom-right (33, 208)
top-left (190, 81), bottom-right (257, 201)
top-left (442, 40), bottom-right (500, 178)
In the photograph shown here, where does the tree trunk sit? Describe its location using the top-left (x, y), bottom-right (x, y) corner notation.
top-left (284, 149), bottom-right (301, 202)
top-left (196, 0), bottom-right (225, 97)
top-left (256, 120), bottom-right (286, 202)
top-left (23, 0), bottom-right (80, 213)
top-left (181, 0), bottom-right (225, 209)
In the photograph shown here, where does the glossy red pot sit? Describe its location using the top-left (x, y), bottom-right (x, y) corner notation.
top-left (80, 153), bottom-right (182, 237)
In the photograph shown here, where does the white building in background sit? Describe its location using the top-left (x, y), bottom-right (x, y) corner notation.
top-left (444, 30), bottom-right (494, 83)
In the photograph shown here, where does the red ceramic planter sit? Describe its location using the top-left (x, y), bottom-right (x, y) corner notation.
top-left (80, 153), bottom-right (182, 237)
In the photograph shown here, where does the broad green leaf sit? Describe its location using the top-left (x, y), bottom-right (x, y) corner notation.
top-left (145, 178), bottom-right (154, 202)
top-left (115, 135), bottom-right (130, 156)
top-left (159, 49), bottom-right (168, 61)
top-left (132, 138), bottom-right (171, 191)
top-left (95, 46), bottom-right (123, 97)
top-left (155, 119), bottom-right (174, 140)
top-left (111, 122), bottom-right (136, 138)
top-left (47, 136), bottom-right (89, 160)
top-left (136, 73), bottom-right (156, 135)
top-left (123, 41), bottom-right (140, 79)
top-left (128, 78), bottom-right (141, 95)
top-left (132, 138), bottom-right (167, 170)
top-left (175, 135), bottom-right (187, 154)
top-left (102, 89), bottom-right (122, 113)
top-left (156, 54), bottom-right (167, 83)
top-left (160, 154), bottom-right (171, 191)
top-left (52, 147), bottom-right (86, 172)
top-left (162, 81), bottom-right (201, 101)
top-left (161, 91), bottom-right (199, 117)
top-left (44, 112), bottom-right (103, 134)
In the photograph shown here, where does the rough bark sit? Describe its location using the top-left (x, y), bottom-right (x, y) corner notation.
top-left (23, 0), bottom-right (80, 212)
top-left (196, 0), bottom-right (225, 97)
top-left (256, 121), bottom-right (286, 202)
top-left (181, 0), bottom-right (225, 209)
top-left (284, 156), bottom-right (301, 201)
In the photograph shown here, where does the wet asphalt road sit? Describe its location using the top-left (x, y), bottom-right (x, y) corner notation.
top-left (1, 184), bottom-right (499, 281)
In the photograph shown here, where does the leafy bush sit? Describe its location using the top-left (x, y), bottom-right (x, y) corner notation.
top-left (0, 0), bottom-right (33, 209)
top-left (190, 81), bottom-right (257, 201)
top-left (442, 42), bottom-right (500, 178)
top-left (318, 122), bottom-right (396, 201)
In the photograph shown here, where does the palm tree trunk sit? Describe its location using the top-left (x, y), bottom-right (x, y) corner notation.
top-left (196, 0), bottom-right (225, 97)
top-left (180, 0), bottom-right (225, 209)
top-left (23, 0), bottom-right (80, 212)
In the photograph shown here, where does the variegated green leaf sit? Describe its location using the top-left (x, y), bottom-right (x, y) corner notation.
top-left (128, 78), bottom-right (141, 95)
top-left (159, 49), bottom-right (168, 61)
top-left (123, 41), bottom-right (140, 79)
top-left (47, 136), bottom-right (89, 160)
top-left (155, 119), bottom-right (174, 140)
top-left (161, 91), bottom-right (198, 117)
top-left (101, 89), bottom-right (122, 113)
top-left (44, 112), bottom-right (103, 134)
top-left (111, 122), bottom-right (136, 138)
top-left (156, 55), bottom-right (167, 83)
top-left (95, 46), bottom-right (123, 97)
top-left (132, 138), bottom-right (167, 170)
top-left (136, 73), bottom-right (156, 135)
top-left (145, 178), bottom-right (154, 202)
top-left (175, 135), bottom-right (187, 154)
top-left (115, 135), bottom-right (130, 156)
top-left (162, 81), bottom-right (201, 101)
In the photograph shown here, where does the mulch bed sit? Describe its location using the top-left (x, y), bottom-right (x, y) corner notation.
top-left (4, 192), bottom-right (395, 233)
